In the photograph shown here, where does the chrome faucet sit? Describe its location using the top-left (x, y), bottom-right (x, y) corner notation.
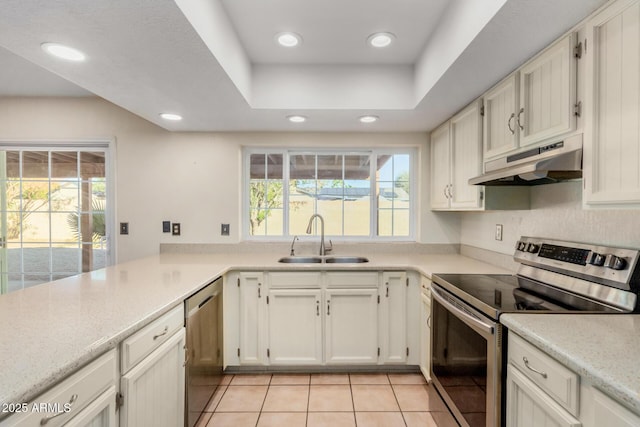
top-left (306, 214), bottom-right (332, 256)
top-left (290, 235), bottom-right (299, 256)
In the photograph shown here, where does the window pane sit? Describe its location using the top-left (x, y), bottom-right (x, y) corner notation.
top-left (22, 212), bottom-right (49, 243)
top-left (52, 243), bottom-right (80, 273)
top-left (22, 151), bottom-right (48, 179)
top-left (51, 152), bottom-right (78, 178)
top-left (266, 154), bottom-right (283, 179)
top-left (377, 154), bottom-right (411, 237)
top-left (249, 180), bottom-right (283, 236)
top-left (23, 244), bottom-right (50, 273)
top-left (22, 181), bottom-right (50, 211)
top-left (290, 154), bottom-right (316, 179)
top-left (289, 181), bottom-right (315, 235)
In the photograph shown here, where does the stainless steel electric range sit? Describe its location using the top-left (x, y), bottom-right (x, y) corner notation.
top-left (430, 237), bottom-right (640, 427)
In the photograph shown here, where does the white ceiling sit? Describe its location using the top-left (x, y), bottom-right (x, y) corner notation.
top-left (0, 0), bottom-right (608, 132)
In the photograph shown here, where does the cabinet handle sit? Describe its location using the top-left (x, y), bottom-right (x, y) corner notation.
top-left (447, 185), bottom-right (453, 199)
top-left (258, 287), bottom-right (261, 298)
top-left (507, 112), bottom-right (515, 134)
top-left (386, 285), bottom-right (389, 297)
top-left (443, 186), bottom-right (448, 199)
top-left (40, 394), bottom-right (78, 425)
top-left (183, 345), bottom-right (189, 367)
top-left (153, 326), bottom-right (169, 340)
top-left (522, 356), bottom-right (548, 378)
top-left (517, 108), bottom-right (524, 131)
top-left (427, 315), bottom-right (431, 328)
top-left (316, 300), bottom-right (320, 316)
top-left (327, 300), bottom-right (331, 316)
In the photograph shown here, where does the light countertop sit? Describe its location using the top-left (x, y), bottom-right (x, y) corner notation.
top-left (0, 251), bottom-right (508, 411)
top-left (501, 313), bottom-right (640, 414)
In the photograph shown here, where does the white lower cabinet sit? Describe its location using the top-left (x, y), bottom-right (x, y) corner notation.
top-left (267, 288), bottom-right (323, 364)
top-left (419, 276), bottom-right (431, 381)
top-left (238, 272), bottom-right (267, 365)
top-left (507, 365), bottom-right (582, 427)
top-left (507, 331), bottom-right (640, 427)
top-left (64, 386), bottom-right (117, 427)
top-left (0, 350), bottom-right (117, 427)
top-left (119, 305), bottom-right (186, 427)
top-left (231, 270), bottom-right (416, 367)
top-left (120, 328), bottom-right (185, 427)
top-left (325, 287), bottom-right (379, 364)
top-left (379, 272), bottom-right (407, 364)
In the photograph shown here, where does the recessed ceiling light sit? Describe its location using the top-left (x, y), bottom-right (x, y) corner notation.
top-left (41, 42), bottom-right (86, 62)
top-left (367, 32), bottom-right (396, 48)
top-left (287, 115), bottom-right (307, 123)
top-left (275, 32), bottom-right (302, 47)
top-left (160, 113), bottom-right (183, 121)
top-left (359, 115), bottom-right (379, 123)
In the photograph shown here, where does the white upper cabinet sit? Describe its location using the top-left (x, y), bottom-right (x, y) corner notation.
top-left (482, 33), bottom-right (579, 163)
top-left (430, 100), bottom-right (483, 211)
top-left (519, 33), bottom-right (578, 147)
top-left (450, 100), bottom-right (484, 209)
top-left (584, 0), bottom-right (640, 206)
top-left (483, 73), bottom-right (520, 159)
top-left (430, 120), bottom-right (452, 210)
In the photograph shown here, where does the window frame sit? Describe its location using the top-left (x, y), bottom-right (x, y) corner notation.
top-left (242, 147), bottom-right (417, 242)
top-left (0, 139), bottom-right (116, 292)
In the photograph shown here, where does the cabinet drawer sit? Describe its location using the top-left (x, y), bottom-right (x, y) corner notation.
top-left (0, 350), bottom-right (116, 427)
top-left (269, 272), bottom-right (322, 289)
top-left (325, 272), bottom-right (379, 288)
top-left (121, 304), bottom-right (184, 373)
top-left (509, 332), bottom-right (579, 416)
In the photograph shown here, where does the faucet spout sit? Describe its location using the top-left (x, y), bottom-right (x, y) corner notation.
top-left (306, 214), bottom-right (326, 256)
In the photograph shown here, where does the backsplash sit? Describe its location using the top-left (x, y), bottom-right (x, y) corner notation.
top-left (460, 181), bottom-right (640, 254)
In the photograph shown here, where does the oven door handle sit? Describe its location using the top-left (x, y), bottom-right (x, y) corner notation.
top-left (431, 286), bottom-right (495, 336)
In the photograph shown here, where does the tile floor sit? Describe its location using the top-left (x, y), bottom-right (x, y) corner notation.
top-left (194, 373), bottom-right (459, 427)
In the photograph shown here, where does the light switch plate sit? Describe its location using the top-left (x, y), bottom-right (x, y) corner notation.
top-left (221, 224), bottom-right (230, 236)
top-left (495, 224), bottom-right (503, 241)
top-left (120, 222), bottom-right (129, 235)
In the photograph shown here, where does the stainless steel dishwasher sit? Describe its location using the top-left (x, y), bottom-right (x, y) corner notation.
top-left (184, 277), bottom-right (223, 427)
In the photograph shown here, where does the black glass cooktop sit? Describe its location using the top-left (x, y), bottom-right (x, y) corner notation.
top-left (432, 273), bottom-right (621, 320)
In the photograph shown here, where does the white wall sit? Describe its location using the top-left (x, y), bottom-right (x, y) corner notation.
top-left (460, 181), bottom-right (640, 254)
top-left (0, 97), bottom-right (459, 262)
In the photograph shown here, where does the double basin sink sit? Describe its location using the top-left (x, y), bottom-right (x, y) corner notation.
top-left (278, 255), bottom-right (369, 264)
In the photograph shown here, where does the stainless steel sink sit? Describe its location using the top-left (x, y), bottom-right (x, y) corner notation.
top-left (324, 256), bottom-right (369, 264)
top-left (278, 256), bottom-right (323, 263)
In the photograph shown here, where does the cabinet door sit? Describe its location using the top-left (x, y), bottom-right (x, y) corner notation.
top-left (590, 388), bottom-right (640, 427)
top-left (506, 365), bottom-right (581, 427)
top-left (419, 279), bottom-right (431, 381)
top-left (484, 74), bottom-right (519, 159)
top-left (239, 272), bottom-right (267, 365)
top-left (450, 99), bottom-right (483, 209)
top-left (584, 0), bottom-right (640, 205)
top-left (430, 121), bottom-right (452, 209)
top-left (64, 386), bottom-right (117, 427)
top-left (267, 289), bottom-right (323, 365)
top-left (325, 288), bottom-right (378, 364)
top-left (120, 329), bottom-right (186, 427)
top-left (519, 33), bottom-right (577, 147)
top-left (380, 272), bottom-right (407, 364)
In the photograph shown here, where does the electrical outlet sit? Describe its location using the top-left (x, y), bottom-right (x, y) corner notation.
top-left (495, 224), bottom-right (503, 241)
top-left (120, 222), bottom-right (129, 235)
top-left (221, 224), bottom-right (230, 236)
top-left (172, 223), bottom-right (181, 236)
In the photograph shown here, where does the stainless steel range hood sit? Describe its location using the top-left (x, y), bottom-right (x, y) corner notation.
top-left (469, 134), bottom-right (583, 186)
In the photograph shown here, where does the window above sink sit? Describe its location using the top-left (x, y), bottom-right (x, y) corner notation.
top-left (243, 148), bottom-right (416, 241)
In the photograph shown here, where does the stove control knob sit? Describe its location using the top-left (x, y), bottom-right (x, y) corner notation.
top-left (587, 252), bottom-right (606, 266)
top-left (516, 241), bottom-right (527, 251)
top-left (527, 243), bottom-right (540, 254)
top-left (604, 255), bottom-right (627, 270)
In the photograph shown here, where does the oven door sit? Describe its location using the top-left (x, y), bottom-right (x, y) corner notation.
top-left (430, 283), bottom-right (502, 427)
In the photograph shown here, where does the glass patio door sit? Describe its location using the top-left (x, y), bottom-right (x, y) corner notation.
top-left (0, 146), bottom-right (111, 293)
